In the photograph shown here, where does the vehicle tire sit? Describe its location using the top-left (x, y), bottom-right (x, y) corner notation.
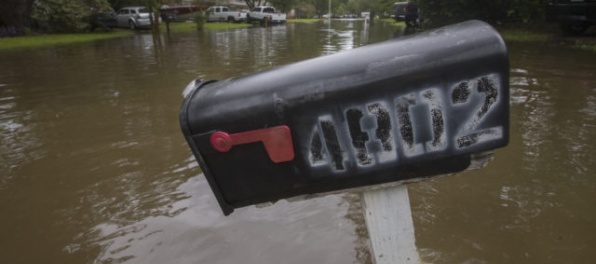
top-left (560, 22), bottom-right (588, 35)
top-left (405, 17), bottom-right (414, 27)
top-left (228, 17), bottom-right (234, 23)
top-left (405, 15), bottom-right (418, 28)
top-left (129, 21), bottom-right (136, 30)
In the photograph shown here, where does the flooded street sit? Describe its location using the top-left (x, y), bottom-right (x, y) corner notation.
top-left (1, 20), bottom-right (595, 263)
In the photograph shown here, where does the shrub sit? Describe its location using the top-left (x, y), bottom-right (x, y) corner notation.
top-left (418, 0), bottom-right (548, 28)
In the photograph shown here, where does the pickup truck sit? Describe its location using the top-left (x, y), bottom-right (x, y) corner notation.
top-left (205, 6), bottom-right (246, 23)
top-left (393, 1), bottom-right (420, 27)
top-left (247, 6), bottom-right (286, 24)
top-left (546, 0), bottom-right (596, 35)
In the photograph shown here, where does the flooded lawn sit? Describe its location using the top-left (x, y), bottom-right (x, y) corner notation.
top-left (1, 20), bottom-right (595, 263)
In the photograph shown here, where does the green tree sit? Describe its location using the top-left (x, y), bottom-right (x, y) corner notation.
top-left (294, 2), bottom-right (316, 18)
top-left (108, 0), bottom-right (150, 10)
top-left (343, 0), bottom-right (384, 18)
top-left (417, 0), bottom-right (549, 28)
top-left (244, 0), bottom-right (269, 9)
top-left (30, 0), bottom-right (104, 33)
top-left (269, 0), bottom-right (297, 12)
top-left (345, 0), bottom-right (358, 15)
top-left (307, 0), bottom-right (329, 15)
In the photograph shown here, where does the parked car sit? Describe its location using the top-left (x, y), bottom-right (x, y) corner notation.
top-left (393, 1), bottom-right (419, 27)
top-left (205, 6), bottom-right (246, 23)
top-left (546, 0), bottom-right (596, 35)
top-left (159, 5), bottom-right (200, 22)
top-left (115, 6), bottom-right (160, 30)
top-left (88, 10), bottom-right (117, 31)
top-left (247, 6), bottom-right (286, 24)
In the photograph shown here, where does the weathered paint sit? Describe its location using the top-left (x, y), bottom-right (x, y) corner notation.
top-left (305, 73), bottom-right (503, 174)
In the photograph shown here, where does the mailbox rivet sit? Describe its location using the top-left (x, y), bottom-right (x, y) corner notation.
top-left (210, 131), bottom-right (233, 152)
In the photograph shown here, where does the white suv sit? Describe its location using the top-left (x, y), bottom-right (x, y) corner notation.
top-left (116, 6), bottom-right (159, 30)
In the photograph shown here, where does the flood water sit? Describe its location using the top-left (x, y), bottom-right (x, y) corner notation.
top-left (1, 20), bottom-right (595, 264)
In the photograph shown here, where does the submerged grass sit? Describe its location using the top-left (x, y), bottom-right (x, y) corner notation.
top-left (498, 27), bottom-right (596, 53)
top-left (167, 21), bottom-right (251, 32)
top-left (287, 18), bottom-right (321, 23)
top-left (499, 29), bottom-right (550, 42)
top-left (0, 22), bottom-right (251, 50)
top-left (379, 18), bottom-right (406, 27)
top-left (3, 21), bottom-right (595, 53)
top-left (0, 31), bottom-right (132, 50)
top-left (573, 40), bottom-right (596, 53)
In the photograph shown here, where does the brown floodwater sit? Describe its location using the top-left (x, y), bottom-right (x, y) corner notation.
top-left (0, 20), bottom-right (595, 264)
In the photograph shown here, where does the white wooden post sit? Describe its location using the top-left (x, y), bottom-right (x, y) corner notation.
top-left (360, 152), bottom-right (495, 264)
top-left (362, 185), bottom-right (419, 264)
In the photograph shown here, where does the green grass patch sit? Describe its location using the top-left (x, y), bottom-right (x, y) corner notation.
top-left (287, 18), bottom-right (322, 23)
top-left (0, 22), bottom-right (252, 50)
top-left (499, 28), bottom-right (596, 53)
top-left (573, 40), bottom-right (596, 53)
top-left (0, 31), bottom-right (132, 50)
top-left (378, 18), bottom-right (406, 27)
top-left (499, 29), bottom-right (550, 42)
top-left (205, 22), bottom-right (252, 30)
top-left (166, 21), bottom-right (251, 32)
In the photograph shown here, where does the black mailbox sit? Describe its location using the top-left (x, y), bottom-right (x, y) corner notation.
top-left (180, 20), bottom-right (509, 215)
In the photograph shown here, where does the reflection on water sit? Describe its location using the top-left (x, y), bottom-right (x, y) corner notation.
top-left (82, 172), bottom-right (359, 264)
top-left (411, 42), bottom-right (596, 263)
top-left (0, 20), bottom-right (386, 264)
top-left (1, 20), bottom-right (595, 264)
top-left (321, 19), bottom-right (359, 54)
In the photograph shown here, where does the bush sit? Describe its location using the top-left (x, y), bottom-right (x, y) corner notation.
top-left (30, 0), bottom-right (93, 33)
top-left (0, 26), bottom-right (24, 38)
top-left (418, 0), bottom-right (548, 28)
top-left (31, 0), bottom-right (87, 32)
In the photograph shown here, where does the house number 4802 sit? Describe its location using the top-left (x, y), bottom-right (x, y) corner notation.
top-left (307, 74), bottom-right (504, 171)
